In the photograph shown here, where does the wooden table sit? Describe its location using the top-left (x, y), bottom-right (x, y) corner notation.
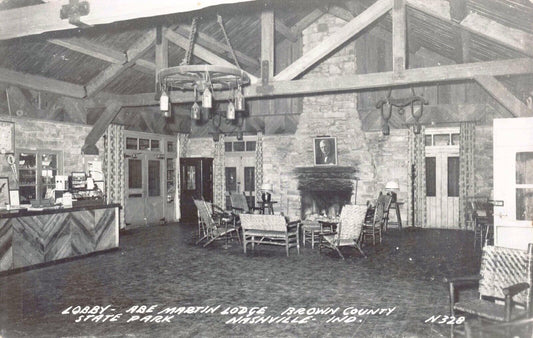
top-left (258, 200), bottom-right (277, 214)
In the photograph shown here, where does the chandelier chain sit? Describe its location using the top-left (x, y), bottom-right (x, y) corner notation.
top-left (182, 17), bottom-right (198, 66)
top-left (217, 14), bottom-right (240, 69)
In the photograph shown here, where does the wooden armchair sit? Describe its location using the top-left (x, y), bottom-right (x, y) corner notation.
top-left (446, 243), bottom-right (533, 335)
top-left (193, 199), bottom-right (239, 247)
top-left (362, 192), bottom-right (392, 245)
top-left (229, 192), bottom-right (261, 215)
top-left (319, 204), bottom-right (367, 259)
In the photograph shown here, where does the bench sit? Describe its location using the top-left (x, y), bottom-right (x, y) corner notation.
top-left (239, 214), bottom-right (300, 257)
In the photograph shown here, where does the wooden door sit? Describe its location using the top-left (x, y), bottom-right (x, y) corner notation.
top-left (493, 117), bottom-right (533, 250)
top-left (125, 153), bottom-right (164, 226)
top-left (179, 158), bottom-right (213, 223)
top-left (225, 154), bottom-right (255, 210)
top-left (425, 129), bottom-right (460, 228)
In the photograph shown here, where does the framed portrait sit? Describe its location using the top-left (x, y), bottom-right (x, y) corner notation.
top-left (0, 177), bottom-right (10, 207)
top-left (314, 137), bottom-right (337, 166)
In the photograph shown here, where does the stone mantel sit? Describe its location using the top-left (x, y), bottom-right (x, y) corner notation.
top-left (294, 166), bottom-right (358, 192)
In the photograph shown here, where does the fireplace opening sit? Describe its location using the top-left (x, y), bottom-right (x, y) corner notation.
top-left (294, 166), bottom-right (358, 220)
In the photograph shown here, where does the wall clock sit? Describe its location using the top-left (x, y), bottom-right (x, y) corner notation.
top-left (0, 121), bottom-right (15, 154)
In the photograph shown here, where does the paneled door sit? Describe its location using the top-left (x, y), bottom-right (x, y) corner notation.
top-left (225, 154), bottom-right (256, 210)
top-left (493, 117), bottom-right (533, 250)
top-left (425, 129), bottom-right (460, 228)
top-left (179, 158), bottom-right (213, 223)
top-left (125, 153), bottom-right (165, 226)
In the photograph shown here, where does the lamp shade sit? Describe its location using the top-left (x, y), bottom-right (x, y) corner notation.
top-left (260, 183), bottom-right (273, 192)
top-left (385, 181), bottom-right (399, 190)
top-left (226, 101), bottom-right (236, 120)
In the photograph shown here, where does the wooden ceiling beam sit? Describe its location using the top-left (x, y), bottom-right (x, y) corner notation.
top-left (475, 76), bottom-right (532, 117)
top-left (164, 28), bottom-right (259, 84)
top-left (0, 67), bottom-right (86, 98)
top-left (292, 8), bottom-right (325, 34)
top-left (48, 37), bottom-right (156, 75)
top-left (176, 26), bottom-right (260, 69)
top-left (0, 0), bottom-right (259, 41)
top-left (85, 29), bottom-right (156, 97)
top-left (274, 18), bottom-right (298, 42)
top-left (274, 0), bottom-right (392, 81)
top-left (261, 9), bottom-right (275, 81)
top-left (407, 0), bottom-right (533, 57)
top-left (94, 58), bottom-right (533, 107)
top-left (155, 25), bottom-right (168, 93)
top-left (328, 6), bottom-right (354, 22)
top-left (392, 0), bottom-right (407, 74)
top-left (82, 100), bottom-right (122, 155)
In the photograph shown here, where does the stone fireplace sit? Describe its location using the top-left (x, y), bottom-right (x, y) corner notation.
top-left (294, 166), bottom-right (358, 219)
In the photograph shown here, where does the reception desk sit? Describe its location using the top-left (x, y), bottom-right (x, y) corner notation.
top-left (0, 204), bottom-right (120, 273)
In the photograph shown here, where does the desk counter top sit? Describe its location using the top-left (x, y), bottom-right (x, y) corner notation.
top-left (0, 203), bottom-right (121, 219)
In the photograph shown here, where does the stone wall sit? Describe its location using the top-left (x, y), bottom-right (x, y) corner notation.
top-left (0, 116), bottom-right (102, 190)
top-left (475, 125), bottom-right (493, 197)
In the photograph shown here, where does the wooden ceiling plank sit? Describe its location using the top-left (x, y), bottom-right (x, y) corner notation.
top-left (0, 0), bottom-right (259, 41)
top-left (82, 100), bottom-right (122, 154)
top-left (0, 67), bottom-right (86, 98)
top-left (274, 17), bottom-right (298, 42)
top-left (176, 26), bottom-right (260, 68)
top-left (407, 0), bottom-right (533, 57)
top-left (164, 28), bottom-right (259, 83)
top-left (85, 29), bottom-right (156, 97)
top-left (392, 0), bottom-right (406, 74)
top-left (475, 76), bottom-right (532, 117)
top-left (48, 37), bottom-right (127, 64)
top-left (461, 13), bottom-right (533, 57)
top-left (274, 0), bottom-right (392, 81)
top-left (99, 57), bottom-right (533, 107)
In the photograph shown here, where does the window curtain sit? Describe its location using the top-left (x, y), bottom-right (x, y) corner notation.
top-left (407, 126), bottom-right (426, 227)
top-left (255, 131), bottom-right (263, 203)
top-left (103, 124), bottom-right (125, 228)
top-left (459, 122), bottom-right (476, 228)
top-left (213, 134), bottom-right (225, 208)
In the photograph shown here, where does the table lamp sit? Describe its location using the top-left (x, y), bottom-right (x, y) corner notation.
top-left (260, 183), bottom-right (273, 202)
top-left (385, 181), bottom-right (399, 201)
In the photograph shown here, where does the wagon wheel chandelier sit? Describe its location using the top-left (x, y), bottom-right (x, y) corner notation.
top-left (157, 15), bottom-right (250, 122)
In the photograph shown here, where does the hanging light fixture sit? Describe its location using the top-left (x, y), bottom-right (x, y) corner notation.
top-left (157, 15), bottom-right (250, 123)
top-left (160, 90), bottom-right (169, 112)
top-left (376, 88), bottom-right (428, 136)
top-left (226, 101), bottom-right (236, 120)
top-left (235, 85), bottom-right (245, 111)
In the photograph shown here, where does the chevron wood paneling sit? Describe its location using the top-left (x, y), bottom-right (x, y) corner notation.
top-left (94, 208), bottom-right (117, 251)
top-left (0, 205), bottom-right (119, 272)
top-left (12, 217), bottom-right (45, 269)
top-left (70, 210), bottom-right (97, 256)
top-left (0, 219), bottom-right (13, 271)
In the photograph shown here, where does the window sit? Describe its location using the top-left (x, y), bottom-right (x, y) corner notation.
top-left (447, 157), bottom-right (459, 197)
top-left (426, 157), bottom-right (436, 197)
top-left (516, 152), bottom-right (533, 220)
top-left (17, 150), bottom-right (61, 204)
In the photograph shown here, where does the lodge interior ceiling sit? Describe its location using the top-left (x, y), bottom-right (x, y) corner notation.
top-left (0, 0), bottom-right (532, 142)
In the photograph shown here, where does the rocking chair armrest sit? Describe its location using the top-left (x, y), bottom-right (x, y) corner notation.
top-left (231, 206), bottom-right (245, 212)
top-left (503, 282), bottom-right (530, 297)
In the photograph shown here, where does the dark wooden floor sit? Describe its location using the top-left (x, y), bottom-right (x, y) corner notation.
top-left (0, 224), bottom-right (484, 337)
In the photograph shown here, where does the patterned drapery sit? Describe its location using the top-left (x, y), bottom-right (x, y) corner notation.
top-left (459, 122), bottom-right (476, 228)
top-left (255, 132), bottom-right (264, 203)
top-left (103, 124), bottom-right (125, 228)
top-left (213, 134), bottom-right (225, 208)
top-left (407, 126), bottom-right (426, 227)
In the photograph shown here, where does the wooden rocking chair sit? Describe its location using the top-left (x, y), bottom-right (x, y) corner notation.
top-left (446, 243), bottom-right (533, 336)
top-left (362, 192), bottom-right (392, 245)
top-left (319, 204), bottom-right (367, 259)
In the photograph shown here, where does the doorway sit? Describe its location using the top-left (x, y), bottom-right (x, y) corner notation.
top-left (125, 153), bottom-right (164, 226)
top-left (425, 128), bottom-right (460, 228)
top-left (493, 117), bottom-right (533, 250)
top-left (224, 136), bottom-right (257, 210)
top-left (179, 157), bottom-right (213, 223)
